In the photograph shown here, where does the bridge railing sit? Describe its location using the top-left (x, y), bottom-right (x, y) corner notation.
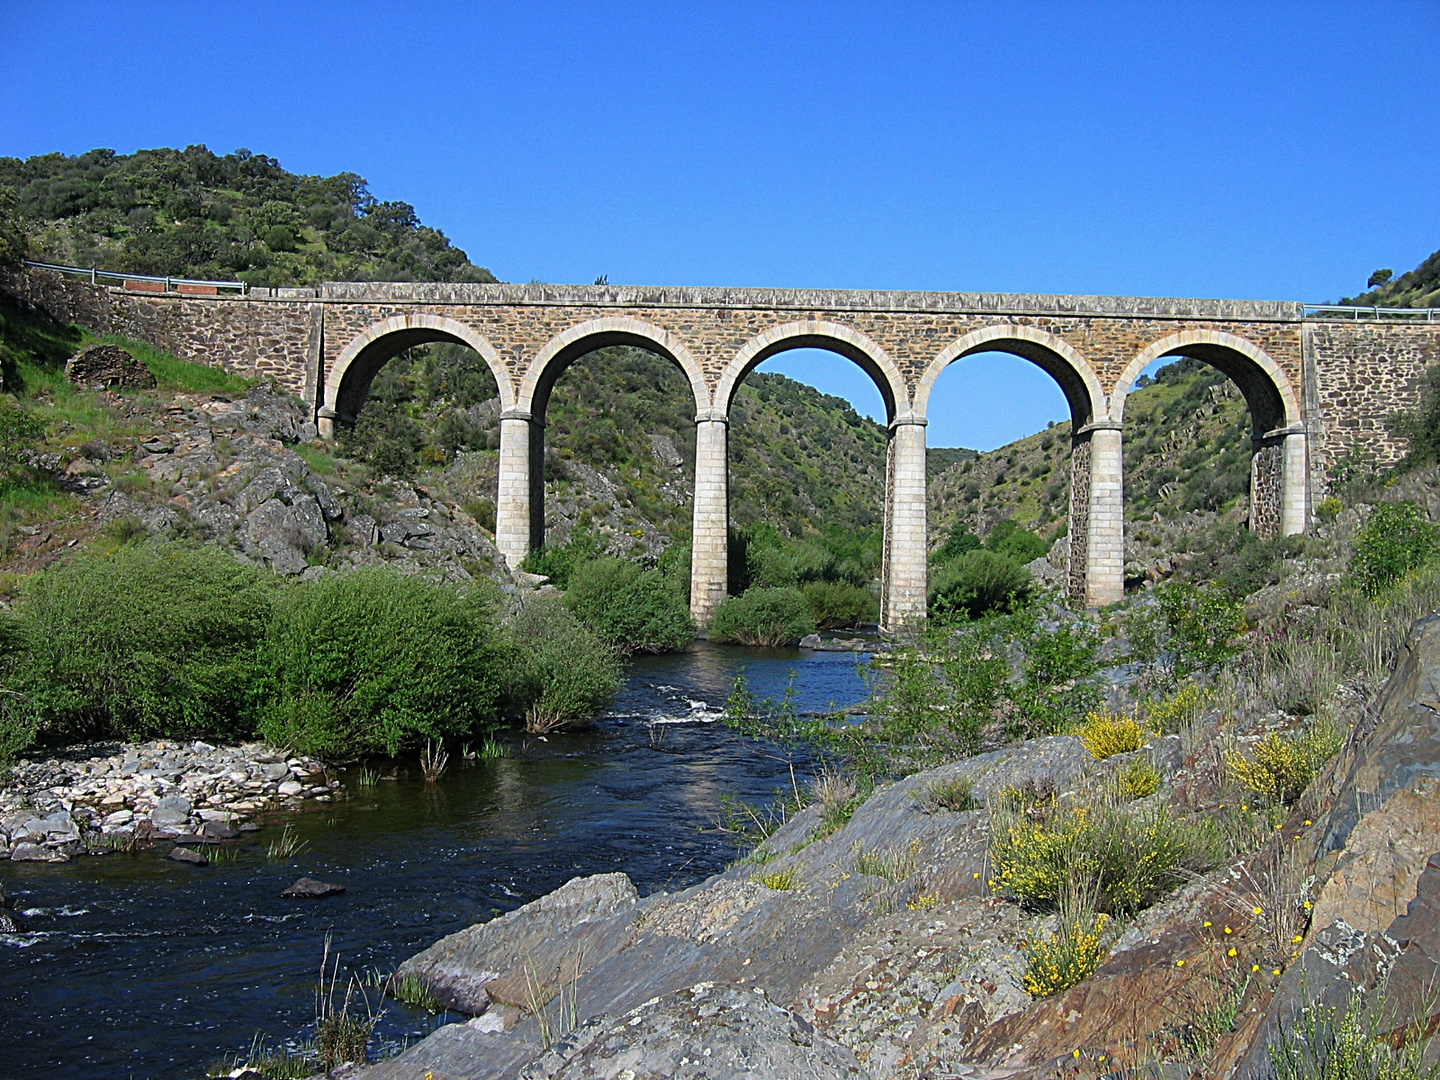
top-left (1304, 303), bottom-right (1439, 322)
top-left (22, 259), bottom-right (249, 296)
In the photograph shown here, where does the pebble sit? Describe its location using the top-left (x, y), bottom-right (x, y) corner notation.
top-left (0, 739), bottom-right (339, 860)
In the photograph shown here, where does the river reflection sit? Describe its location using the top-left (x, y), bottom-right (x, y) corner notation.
top-left (0, 642), bottom-right (871, 1080)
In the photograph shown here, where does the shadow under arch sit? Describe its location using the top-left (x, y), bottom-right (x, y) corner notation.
top-left (325, 313), bottom-right (513, 425)
top-left (1110, 329), bottom-right (1300, 435)
top-left (714, 321), bottom-right (909, 422)
top-left (913, 325), bottom-right (1107, 430)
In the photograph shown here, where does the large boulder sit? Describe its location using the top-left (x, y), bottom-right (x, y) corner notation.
top-left (518, 983), bottom-right (869, 1079)
top-left (65, 344), bottom-right (156, 389)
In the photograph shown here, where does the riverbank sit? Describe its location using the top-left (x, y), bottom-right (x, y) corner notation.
top-left (1, 739), bottom-right (335, 862)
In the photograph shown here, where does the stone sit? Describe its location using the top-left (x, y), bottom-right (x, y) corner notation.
top-left (168, 846), bottom-right (208, 866)
top-left (201, 821), bottom-right (238, 839)
top-left (281, 877), bottom-right (346, 898)
top-left (276, 780), bottom-right (304, 797)
top-left (259, 762), bottom-right (291, 782)
top-left (799, 633), bottom-right (822, 649)
top-left (516, 983), bottom-right (868, 1080)
top-left (397, 872), bottom-right (641, 1016)
top-left (150, 796), bottom-right (191, 828)
top-left (102, 810), bottom-right (134, 826)
top-left (65, 344), bottom-right (156, 389)
top-left (11, 843), bottom-right (67, 862)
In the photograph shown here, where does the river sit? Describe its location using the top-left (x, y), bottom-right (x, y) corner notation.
top-left (0, 643), bottom-right (871, 1080)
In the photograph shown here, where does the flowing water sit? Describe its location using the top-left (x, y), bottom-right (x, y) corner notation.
top-left (0, 643), bottom-right (871, 1080)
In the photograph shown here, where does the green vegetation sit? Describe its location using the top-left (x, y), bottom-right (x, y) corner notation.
top-left (928, 548), bottom-right (1033, 622)
top-left (0, 146), bottom-right (496, 287)
top-left (0, 542), bottom-right (625, 765)
top-left (13, 542), bottom-right (274, 740)
top-left (499, 595), bottom-right (621, 733)
top-left (1350, 501), bottom-right (1439, 597)
top-left (1341, 245), bottom-right (1440, 308)
top-left (87, 332), bottom-right (253, 396)
top-left (1269, 989), bottom-right (1440, 1080)
top-left (1071, 712), bottom-right (1151, 760)
top-left (988, 791), bottom-right (1220, 916)
top-left (253, 568), bottom-right (502, 758)
top-left (1019, 906), bottom-right (1110, 998)
top-left (562, 556), bottom-right (695, 654)
top-left (708, 586), bottom-right (817, 647)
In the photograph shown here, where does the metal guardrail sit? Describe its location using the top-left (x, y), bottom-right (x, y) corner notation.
top-left (1303, 303), bottom-right (1439, 322)
top-left (23, 259), bottom-right (248, 295)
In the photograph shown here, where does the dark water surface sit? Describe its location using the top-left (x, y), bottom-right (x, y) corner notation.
top-left (0, 643), bottom-right (870, 1080)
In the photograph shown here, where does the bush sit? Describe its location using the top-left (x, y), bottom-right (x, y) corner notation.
top-left (985, 519), bottom-right (1049, 563)
top-left (500, 595), bottom-right (621, 730)
top-left (989, 794), bottom-right (1220, 915)
top-left (1157, 581), bottom-right (1244, 677)
top-left (1351, 501), bottom-right (1439, 598)
top-left (563, 556), bottom-right (695, 654)
top-left (1072, 712), bottom-right (1151, 760)
top-left (519, 529), bottom-right (603, 589)
top-left (1225, 722), bottom-right (1345, 806)
top-left (14, 542), bottom-right (274, 740)
top-left (801, 580), bottom-right (877, 630)
top-left (1020, 910), bottom-right (1110, 998)
top-left (929, 550), bottom-right (1032, 622)
top-left (937, 523), bottom-right (981, 561)
top-left (707, 587), bottom-right (817, 647)
top-left (1114, 758), bottom-right (1161, 800)
top-left (254, 569), bottom-right (502, 759)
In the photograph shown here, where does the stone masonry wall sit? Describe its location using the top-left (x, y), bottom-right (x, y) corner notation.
top-left (1307, 321), bottom-right (1440, 481)
top-left (1, 269), bottom-right (316, 397)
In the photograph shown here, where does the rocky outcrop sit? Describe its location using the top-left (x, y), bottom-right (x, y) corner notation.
top-left (65, 343), bottom-right (156, 389)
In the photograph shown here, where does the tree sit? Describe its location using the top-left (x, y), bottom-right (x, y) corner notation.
top-left (0, 187), bottom-right (26, 266)
top-left (1367, 268), bottom-right (1394, 289)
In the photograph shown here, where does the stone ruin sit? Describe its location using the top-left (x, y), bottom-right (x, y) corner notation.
top-left (65, 344), bottom-right (156, 390)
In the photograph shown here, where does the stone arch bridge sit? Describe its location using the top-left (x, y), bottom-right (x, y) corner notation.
top-left (11, 269), bottom-right (1440, 629)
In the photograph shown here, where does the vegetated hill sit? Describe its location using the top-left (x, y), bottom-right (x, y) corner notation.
top-left (0, 146), bottom-right (496, 287)
top-left (1341, 244), bottom-right (1440, 308)
top-left (928, 358), bottom-right (1252, 548)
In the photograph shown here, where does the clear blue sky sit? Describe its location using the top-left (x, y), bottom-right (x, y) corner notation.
top-left (3, 2), bottom-right (1437, 448)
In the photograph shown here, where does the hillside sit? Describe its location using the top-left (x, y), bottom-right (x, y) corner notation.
top-left (0, 146), bottom-right (496, 287)
top-left (928, 358), bottom-right (1252, 546)
top-left (1340, 244), bottom-right (1440, 308)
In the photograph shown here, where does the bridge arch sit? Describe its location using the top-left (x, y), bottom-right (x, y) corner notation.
top-left (325, 313), bottom-right (513, 424)
top-left (1113, 330), bottom-right (1307, 539)
top-left (1110, 329), bottom-right (1300, 433)
top-left (715, 321), bottom-right (909, 422)
top-left (914, 325), bottom-right (1107, 428)
top-left (518, 317), bottom-right (709, 419)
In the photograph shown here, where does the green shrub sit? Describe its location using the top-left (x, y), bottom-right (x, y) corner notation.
top-left (254, 569), bottom-right (501, 758)
top-left (929, 550), bottom-right (1032, 621)
top-left (563, 556), bottom-right (695, 654)
top-left (985, 519), bottom-right (1049, 563)
top-left (937, 523), bottom-right (981, 561)
top-left (1351, 501), bottom-right (1439, 598)
top-left (801, 580), bottom-right (877, 630)
top-left (519, 529), bottom-right (604, 589)
top-left (708, 587), bottom-right (817, 646)
top-left (1157, 581), bottom-right (1244, 677)
top-left (0, 398), bottom-right (44, 485)
top-left (14, 542), bottom-right (274, 740)
top-left (500, 595), bottom-right (621, 730)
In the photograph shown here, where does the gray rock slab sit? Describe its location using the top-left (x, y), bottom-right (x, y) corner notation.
top-left (281, 877), bottom-right (345, 898)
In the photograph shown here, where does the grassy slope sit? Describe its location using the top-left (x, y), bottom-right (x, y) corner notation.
top-left (1341, 245), bottom-right (1440, 308)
